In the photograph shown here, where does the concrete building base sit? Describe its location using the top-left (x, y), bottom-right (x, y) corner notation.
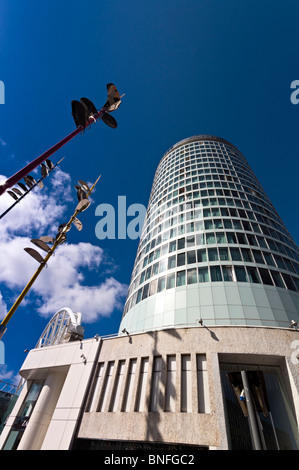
top-left (0, 326), bottom-right (298, 450)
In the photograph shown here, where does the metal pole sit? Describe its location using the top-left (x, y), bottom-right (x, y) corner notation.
top-left (241, 370), bottom-right (263, 450)
top-left (0, 175), bottom-right (101, 341)
top-left (0, 111), bottom-right (104, 197)
top-left (0, 158), bottom-right (64, 220)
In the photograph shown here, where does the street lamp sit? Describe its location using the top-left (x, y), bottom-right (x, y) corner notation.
top-left (0, 175), bottom-right (101, 340)
top-left (0, 83), bottom-right (123, 197)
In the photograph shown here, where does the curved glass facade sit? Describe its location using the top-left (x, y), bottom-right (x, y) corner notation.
top-left (119, 136), bottom-right (299, 333)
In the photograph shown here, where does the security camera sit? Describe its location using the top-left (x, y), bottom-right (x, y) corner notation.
top-left (290, 320), bottom-right (298, 328)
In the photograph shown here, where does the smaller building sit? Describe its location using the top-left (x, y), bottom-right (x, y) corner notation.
top-left (0, 381), bottom-right (20, 435)
top-left (0, 315), bottom-right (298, 450)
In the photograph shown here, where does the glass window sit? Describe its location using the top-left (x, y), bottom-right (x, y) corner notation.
top-left (274, 256), bottom-right (286, 270)
top-left (3, 381), bottom-right (44, 450)
top-left (281, 273), bottom-right (297, 291)
top-left (224, 220), bottom-right (233, 231)
top-left (166, 273), bottom-right (175, 289)
top-left (222, 265), bottom-right (234, 281)
top-left (221, 208), bottom-right (229, 217)
top-left (252, 250), bottom-right (265, 264)
top-left (241, 248), bottom-right (253, 262)
top-left (247, 234), bottom-right (258, 246)
top-left (242, 221), bottom-right (251, 231)
top-left (208, 248), bottom-right (218, 261)
top-left (251, 222), bottom-right (261, 233)
top-left (169, 241), bottom-right (176, 253)
top-left (196, 233), bottom-right (205, 245)
top-left (145, 267), bottom-right (152, 280)
top-left (187, 268), bottom-right (197, 284)
top-left (284, 258), bottom-right (296, 273)
top-left (152, 262), bottom-right (159, 276)
top-left (149, 280), bottom-right (157, 296)
top-left (210, 265), bottom-right (223, 281)
top-left (198, 267), bottom-right (209, 282)
top-left (271, 270), bottom-right (285, 288)
top-left (161, 244), bottom-right (168, 256)
top-left (187, 250), bottom-right (196, 264)
top-left (136, 288), bottom-right (142, 303)
top-left (235, 266), bottom-right (248, 282)
top-left (178, 238), bottom-right (185, 250)
top-left (264, 252), bottom-right (275, 266)
top-left (219, 247), bottom-right (230, 261)
top-left (267, 239), bottom-right (278, 252)
top-left (186, 235), bottom-right (195, 247)
top-left (142, 283), bottom-right (149, 299)
top-left (140, 271), bottom-right (146, 284)
top-left (195, 220), bottom-right (204, 231)
top-left (230, 248), bottom-right (242, 261)
top-left (216, 232), bottom-right (227, 244)
top-left (148, 251), bottom-right (154, 264)
top-left (187, 222), bottom-right (194, 233)
top-left (236, 232), bottom-right (247, 245)
top-left (159, 258), bottom-right (167, 273)
top-left (197, 249), bottom-right (207, 263)
top-left (157, 276), bottom-right (166, 292)
top-left (211, 208), bottom-right (220, 216)
top-left (233, 220), bottom-right (242, 230)
top-left (292, 277), bottom-right (299, 291)
top-left (258, 268), bottom-right (273, 286)
top-left (214, 219), bottom-right (223, 229)
top-left (205, 219), bottom-right (213, 230)
top-left (220, 363), bottom-right (299, 450)
top-left (206, 233), bottom-right (216, 244)
top-left (177, 270), bottom-right (186, 287)
top-left (257, 236), bottom-right (268, 249)
top-left (227, 232), bottom-right (237, 244)
top-left (177, 252), bottom-right (186, 266)
top-left (246, 266), bottom-right (260, 283)
top-left (168, 255), bottom-right (176, 270)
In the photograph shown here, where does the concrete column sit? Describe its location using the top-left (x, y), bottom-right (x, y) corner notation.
top-left (17, 371), bottom-right (65, 450)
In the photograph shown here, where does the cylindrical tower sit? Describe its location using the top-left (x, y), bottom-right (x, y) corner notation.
top-left (3, 136), bottom-right (299, 450)
top-left (120, 135), bottom-right (299, 333)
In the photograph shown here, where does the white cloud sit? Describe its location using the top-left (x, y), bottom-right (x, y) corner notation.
top-left (0, 292), bottom-right (7, 321)
top-left (0, 365), bottom-right (21, 385)
top-left (0, 169), bottom-right (128, 325)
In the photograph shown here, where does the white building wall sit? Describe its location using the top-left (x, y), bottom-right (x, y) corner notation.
top-left (1, 326), bottom-right (298, 450)
top-left (0, 337), bottom-right (101, 450)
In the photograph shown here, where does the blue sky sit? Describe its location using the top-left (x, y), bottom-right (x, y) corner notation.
top-left (0, 0), bottom-right (299, 382)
